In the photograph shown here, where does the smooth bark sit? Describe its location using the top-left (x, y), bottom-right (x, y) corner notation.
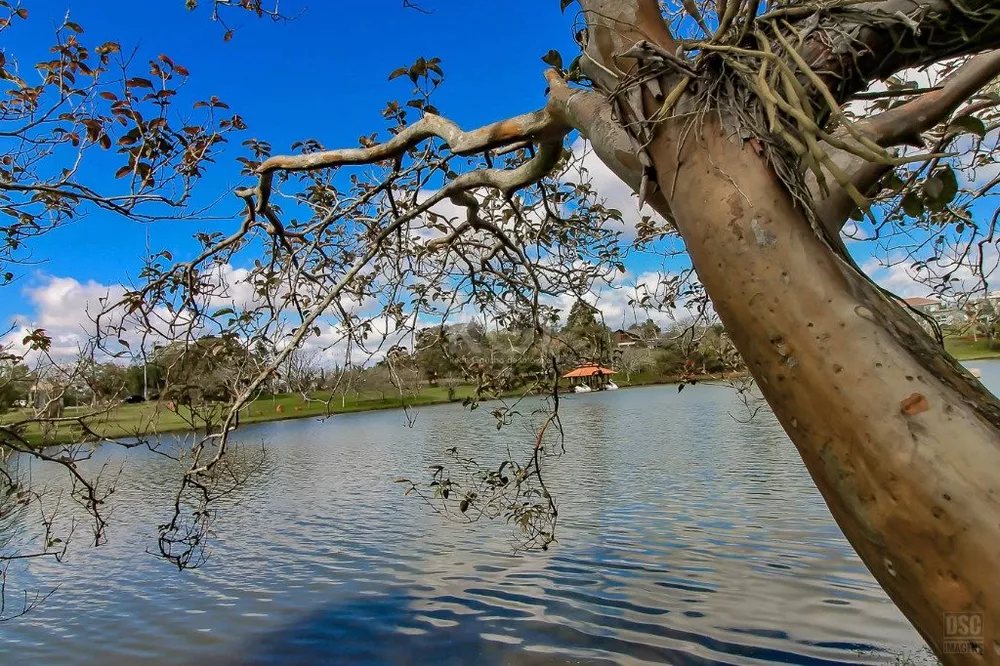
top-left (655, 118), bottom-right (1000, 664)
top-left (571, 0), bottom-right (1000, 662)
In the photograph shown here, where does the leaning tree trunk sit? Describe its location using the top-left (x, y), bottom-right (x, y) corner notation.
top-left (565, 0), bottom-right (1000, 662)
top-left (656, 117), bottom-right (1000, 663)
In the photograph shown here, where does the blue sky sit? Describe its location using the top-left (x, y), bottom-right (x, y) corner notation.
top-left (1, 0), bottom-right (586, 320)
top-left (3, 0), bottom-right (986, 357)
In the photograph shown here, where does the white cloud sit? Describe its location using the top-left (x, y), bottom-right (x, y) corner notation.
top-left (203, 263), bottom-right (259, 312)
top-left (862, 259), bottom-right (928, 299)
top-left (543, 268), bottom-right (706, 333)
top-left (2, 276), bottom-right (126, 360)
top-left (567, 137), bottom-right (666, 240)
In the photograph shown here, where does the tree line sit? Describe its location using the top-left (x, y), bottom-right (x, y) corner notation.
top-left (0, 303), bottom-right (739, 415)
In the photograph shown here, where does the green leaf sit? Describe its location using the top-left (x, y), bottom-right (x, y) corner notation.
top-left (923, 176), bottom-right (944, 200)
top-left (567, 55), bottom-right (583, 80)
top-left (901, 191), bottom-right (923, 218)
top-left (923, 166), bottom-right (959, 211)
top-left (541, 49), bottom-right (563, 70)
top-left (949, 115), bottom-right (987, 138)
top-left (937, 165), bottom-right (959, 204)
top-left (883, 171), bottom-right (906, 193)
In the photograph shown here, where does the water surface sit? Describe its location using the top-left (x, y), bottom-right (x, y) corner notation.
top-left (6, 362), bottom-right (993, 665)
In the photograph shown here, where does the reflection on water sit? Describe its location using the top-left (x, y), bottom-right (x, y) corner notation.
top-left (7, 362), bottom-right (991, 665)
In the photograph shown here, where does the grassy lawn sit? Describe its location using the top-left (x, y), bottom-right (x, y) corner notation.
top-left (944, 336), bottom-right (1000, 361)
top-left (2, 384), bottom-right (485, 447)
top-left (3, 371), bottom-right (734, 448)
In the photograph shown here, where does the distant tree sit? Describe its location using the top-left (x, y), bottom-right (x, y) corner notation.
top-left (412, 323), bottom-right (489, 385)
top-left (561, 300), bottom-right (611, 362)
top-left (440, 375), bottom-right (462, 401)
top-left (78, 359), bottom-right (129, 405)
top-left (563, 300), bottom-right (599, 333)
top-left (124, 362), bottom-right (164, 398)
top-left (331, 364), bottom-right (365, 408)
top-left (696, 326), bottom-right (739, 374)
top-left (654, 344), bottom-right (687, 378)
top-left (282, 347), bottom-right (320, 398)
top-left (616, 346), bottom-right (654, 382)
top-left (412, 327), bottom-right (457, 386)
top-left (0, 362), bottom-right (30, 413)
top-left (628, 318), bottom-right (661, 342)
top-left (361, 364), bottom-right (397, 402)
top-left (153, 335), bottom-right (262, 405)
top-left (964, 298), bottom-right (1000, 344)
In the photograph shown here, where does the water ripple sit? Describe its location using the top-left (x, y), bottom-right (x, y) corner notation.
top-left (0, 380), bottom-right (951, 665)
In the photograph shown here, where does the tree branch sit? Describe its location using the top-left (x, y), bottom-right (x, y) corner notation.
top-left (256, 109), bottom-right (566, 173)
top-left (794, 0), bottom-right (1000, 110)
top-left (248, 108), bottom-right (569, 211)
top-left (815, 51), bottom-right (1000, 235)
top-left (862, 51), bottom-right (1000, 148)
top-left (545, 69), bottom-right (673, 219)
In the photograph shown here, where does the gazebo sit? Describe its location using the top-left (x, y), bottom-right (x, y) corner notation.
top-left (561, 363), bottom-right (616, 391)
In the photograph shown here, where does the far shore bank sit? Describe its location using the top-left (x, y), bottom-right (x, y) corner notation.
top-left (944, 337), bottom-right (1000, 361)
top-left (12, 346), bottom-right (996, 449)
top-left (8, 372), bottom-right (743, 448)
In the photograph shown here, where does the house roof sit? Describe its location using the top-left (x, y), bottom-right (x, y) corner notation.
top-left (561, 364), bottom-right (616, 378)
top-left (903, 297), bottom-right (939, 307)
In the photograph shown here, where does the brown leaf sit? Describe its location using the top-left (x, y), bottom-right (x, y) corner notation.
top-left (900, 393), bottom-right (929, 416)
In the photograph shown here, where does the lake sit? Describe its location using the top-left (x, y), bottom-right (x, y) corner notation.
top-left (5, 361), bottom-right (998, 665)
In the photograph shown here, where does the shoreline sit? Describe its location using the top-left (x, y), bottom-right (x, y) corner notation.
top-left (13, 372), bottom-right (741, 448)
top-left (18, 350), bottom-right (993, 448)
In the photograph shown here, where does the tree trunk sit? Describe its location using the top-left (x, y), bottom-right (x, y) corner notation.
top-left (649, 116), bottom-right (1000, 663)
top-left (563, 1), bottom-right (1000, 660)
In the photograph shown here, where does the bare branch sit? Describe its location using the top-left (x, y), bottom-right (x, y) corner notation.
top-left (255, 109), bottom-right (567, 174)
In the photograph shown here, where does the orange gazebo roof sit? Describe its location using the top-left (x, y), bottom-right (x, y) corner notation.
top-left (561, 364), bottom-right (616, 378)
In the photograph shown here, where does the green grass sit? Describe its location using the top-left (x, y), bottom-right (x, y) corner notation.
top-left (2, 385), bottom-right (484, 448)
top-left (3, 370), bottom-right (738, 448)
top-left (944, 336), bottom-right (1000, 361)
